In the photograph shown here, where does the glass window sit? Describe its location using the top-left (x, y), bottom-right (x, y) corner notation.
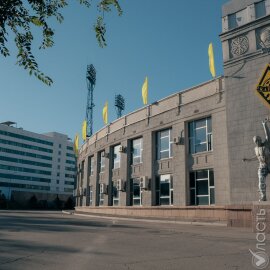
top-left (0, 146), bottom-right (52, 161)
top-left (89, 186), bottom-right (93, 206)
top-left (81, 160), bottom-right (85, 180)
top-left (0, 138), bottom-right (53, 153)
top-left (228, 13), bottom-right (237, 29)
top-left (228, 9), bottom-right (246, 30)
top-left (88, 156), bottom-right (94, 176)
top-left (196, 180), bottom-right (209, 196)
top-left (99, 184), bottom-right (104, 206)
top-left (132, 138), bottom-right (143, 165)
top-left (113, 181), bottom-right (120, 206)
top-left (156, 174), bottom-right (173, 206)
top-left (188, 117), bottom-right (212, 154)
top-left (0, 155), bottom-right (52, 168)
top-left (0, 130), bottom-right (53, 146)
top-left (113, 145), bottom-right (121, 169)
top-left (189, 169), bottom-right (215, 206)
top-left (157, 129), bottom-right (173, 160)
top-left (99, 151), bottom-right (105, 173)
top-left (255, 1), bottom-right (266, 19)
top-left (132, 178), bottom-right (142, 206)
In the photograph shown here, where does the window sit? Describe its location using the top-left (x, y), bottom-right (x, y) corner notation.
top-left (0, 130), bottom-right (53, 146)
top-left (190, 169), bottom-right (215, 206)
top-left (131, 178), bottom-right (142, 206)
top-left (188, 117), bottom-right (212, 154)
top-left (56, 180), bottom-right (60, 184)
top-left (113, 145), bottom-right (121, 169)
top-left (155, 175), bottom-right (173, 206)
top-left (65, 180), bottom-right (74, 185)
top-left (112, 181), bottom-right (120, 206)
top-left (64, 188), bottom-right (73, 193)
top-left (0, 138), bottom-right (53, 153)
top-left (228, 9), bottom-right (246, 30)
top-left (88, 156), bottom-right (94, 176)
top-left (132, 138), bottom-right (143, 165)
top-left (58, 150), bottom-right (61, 155)
top-left (59, 144), bottom-right (62, 148)
top-left (0, 181), bottom-right (50, 191)
top-left (57, 165), bottom-right (60, 170)
top-left (0, 155), bottom-right (52, 168)
top-left (58, 158), bottom-right (61, 163)
top-left (0, 164), bottom-right (51, 175)
top-left (99, 151), bottom-right (105, 173)
top-left (255, 1), bottom-right (266, 19)
top-left (89, 186), bottom-right (93, 206)
top-left (0, 147), bottom-right (52, 160)
top-left (57, 172), bottom-right (60, 177)
top-left (99, 184), bottom-right (104, 206)
top-left (0, 172), bottom-right (50, 183)
top-left (81, 160), bottom-right (85, 179)
top-left (157, 129), bottom-right (173, 160)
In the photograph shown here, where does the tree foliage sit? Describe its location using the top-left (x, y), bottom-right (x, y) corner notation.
top-left (0, 0), bottom-right (122, 85)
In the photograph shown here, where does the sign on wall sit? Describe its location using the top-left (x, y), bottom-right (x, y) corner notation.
top-left (256, 64), bottom-right (270, 108)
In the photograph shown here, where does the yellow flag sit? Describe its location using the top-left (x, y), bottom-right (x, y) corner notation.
top-left (208, 43), bottom-right (216, 78)
top-left (102, 101), bottom-right (108, 125)
top-left (82, 120), bottom-right (87, 141)
top-left (74, 134), bottom-right (79, 157)
top-left (142, 77), bottom-right (148, 105)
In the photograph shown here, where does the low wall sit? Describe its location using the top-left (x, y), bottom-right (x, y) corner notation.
top-left (76, 206), bottom-right (228, 222)
top-left (76, 204), bottom-right (260, 229)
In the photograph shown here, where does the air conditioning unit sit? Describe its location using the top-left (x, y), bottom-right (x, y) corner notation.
top-left (119, 145), bottom-right (126, 153)
top-left (100, 183), bottom-right (107, 194)
top-left (116, 179), bottom-right (124, 191)
top-left (140, 176), bottom-right (149, 190)
top-left (173, 136), bottom-right (184, 145)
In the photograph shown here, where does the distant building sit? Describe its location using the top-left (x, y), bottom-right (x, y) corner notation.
top-left (0, 121), bottom-right (76, 204)
top-left (75, 0), bottom-right (270, 211)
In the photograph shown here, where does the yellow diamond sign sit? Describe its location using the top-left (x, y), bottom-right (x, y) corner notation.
top-left (256, 64), bottom-right (270, 108)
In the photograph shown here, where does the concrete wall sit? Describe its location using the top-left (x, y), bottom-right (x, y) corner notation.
top-left (220, 4), bottom-right (270, 203)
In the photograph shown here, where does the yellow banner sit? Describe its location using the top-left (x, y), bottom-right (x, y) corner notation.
top-left (142, 77), bottom-right (148, 105)
top-left (82, 120), bottom-right (87, 141)
top-left (208, 43), bottom-right (216, 78)
top-left (103, 101), bottom-right (108, 125)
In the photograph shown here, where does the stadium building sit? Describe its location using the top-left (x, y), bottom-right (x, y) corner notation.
top-left (75, 0), bottom-right (270, 228)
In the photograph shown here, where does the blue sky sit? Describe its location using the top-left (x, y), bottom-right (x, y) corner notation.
top-left (0, 0), bottom-right (228, 142)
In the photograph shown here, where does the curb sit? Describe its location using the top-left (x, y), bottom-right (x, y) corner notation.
top-left (62, 211), bottom-right (227, 227)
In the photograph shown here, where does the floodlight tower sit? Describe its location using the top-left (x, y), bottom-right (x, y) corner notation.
top-left (115, 94), bottom-right (125, 118)
top-left (86, 64), bottom-right (96, 137)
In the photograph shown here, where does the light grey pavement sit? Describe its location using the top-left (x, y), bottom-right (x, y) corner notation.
top-left (0, 210), bottom-right (268, 270)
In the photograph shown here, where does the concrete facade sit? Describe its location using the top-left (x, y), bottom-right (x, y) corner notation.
top-left (75, 0), bottom-right (270, 209)
top-left (76, 77), bottom-right (230, 207)
top-left (221, 0), bottom-right (270, 203)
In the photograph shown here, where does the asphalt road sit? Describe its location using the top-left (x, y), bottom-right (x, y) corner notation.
top-left (0, 211), bottom-right (268, 270)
